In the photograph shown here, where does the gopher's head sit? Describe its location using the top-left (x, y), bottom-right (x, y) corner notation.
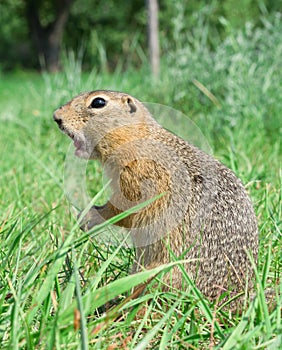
top-left (53, 90), bottom-right (154, 160)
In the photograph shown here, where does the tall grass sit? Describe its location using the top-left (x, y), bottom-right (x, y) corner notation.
top-left (0, 12), bottom-right (281, 349)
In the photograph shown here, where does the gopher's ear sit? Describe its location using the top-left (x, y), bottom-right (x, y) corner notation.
top-left (122, 96), bottom-right (137, 114)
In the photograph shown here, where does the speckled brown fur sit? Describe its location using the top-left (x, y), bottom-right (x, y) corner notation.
top-left (54, 90), bottom-right (258, 304)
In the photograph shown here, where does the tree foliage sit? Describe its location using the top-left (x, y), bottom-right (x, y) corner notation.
top-left (24, 0), bottom-right (73, 71)
top-left (0, 0), bottom-right (281, 71)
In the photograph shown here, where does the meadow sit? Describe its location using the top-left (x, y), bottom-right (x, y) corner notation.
top-left (0, 14), bottom-right (281, 349)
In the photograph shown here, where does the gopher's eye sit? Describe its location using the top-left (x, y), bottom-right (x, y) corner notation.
top-left (90, 97), bottom-right (106, 108)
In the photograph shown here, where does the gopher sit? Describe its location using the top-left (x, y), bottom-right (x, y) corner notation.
top-left (53, 90), bottom-right (258, 303)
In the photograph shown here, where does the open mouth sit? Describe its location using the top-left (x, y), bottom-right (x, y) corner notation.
top-left (73, 136), bottom-right (87, 157)
top-left (73, 137), bottom-right (84, 150)
top-left (66, 132), bottom-right (88, 158)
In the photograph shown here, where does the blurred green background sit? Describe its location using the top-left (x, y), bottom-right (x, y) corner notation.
top-left (0, 0), bottom-right (282, 71)
top-left (0, 1), bottom-right (281, 349)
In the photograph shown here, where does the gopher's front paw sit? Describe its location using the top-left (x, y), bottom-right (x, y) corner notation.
top-left (78, 206), bottom-right (105, 231)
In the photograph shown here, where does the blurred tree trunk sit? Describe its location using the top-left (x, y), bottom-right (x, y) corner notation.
top-left (146, 0), bottom-right (160, 78)
top-left (25, 0), bottom-right (73, 72)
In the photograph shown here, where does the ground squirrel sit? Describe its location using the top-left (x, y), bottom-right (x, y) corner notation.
top-left (54, 90), bottom-right (258, 303)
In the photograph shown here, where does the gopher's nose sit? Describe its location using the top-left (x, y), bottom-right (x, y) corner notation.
top-left (53, 112), bottom-right (63, 127)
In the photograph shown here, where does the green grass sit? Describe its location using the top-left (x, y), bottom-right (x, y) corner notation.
top-left (0, 15), bottom-right (281, 349)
